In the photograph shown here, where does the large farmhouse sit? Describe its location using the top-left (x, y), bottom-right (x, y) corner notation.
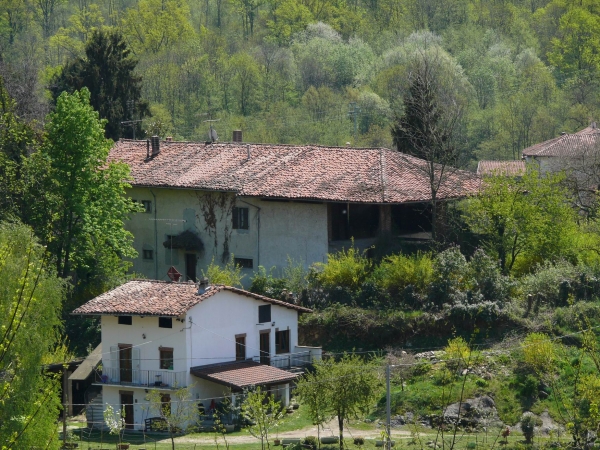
top-left (109, 138), bottom-right (479, 282)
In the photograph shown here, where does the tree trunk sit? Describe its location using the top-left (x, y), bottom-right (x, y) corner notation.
top-left (338, 415), bottom-right (344, 450)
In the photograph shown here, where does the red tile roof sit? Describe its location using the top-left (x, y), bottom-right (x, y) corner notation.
top-left (477, 160), bottom-right (526, 176)
top-left (522, 126), bottom-right (600, 158)
top-left (110, 140), bottom-right (480, 203)
top-left (190, 360), bottom-right (299, 389)
top-left (71, 280), bottom-right (312, 316)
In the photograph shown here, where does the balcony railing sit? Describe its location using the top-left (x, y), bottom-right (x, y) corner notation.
top-left (95, 366), bottom-right (187, 388)
top-left (252, 350), bottom-right (316, 371)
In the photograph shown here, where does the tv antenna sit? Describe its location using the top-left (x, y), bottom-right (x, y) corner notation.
top-left (202, 115), bottom-right (220, 143)
top-left (121, 99), bottom-right (143, 139)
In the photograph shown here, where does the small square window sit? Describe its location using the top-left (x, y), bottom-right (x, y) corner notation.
top-left (141, 200), bottom-right (152, 213)
top-left (232, 207), bottom-right (249, 230)
top-left (258, 305), bottom-right (271, 323)
top-left (159, 317), bottom-right (172, 328)
top-left (143, 249), bottom-right (154, 260)
top-left (160, 348), bottom-right (174, 370)
top-left (118, 316), bottom-right (132, 325)
top-left (234, 257), bottom-right (253, 269)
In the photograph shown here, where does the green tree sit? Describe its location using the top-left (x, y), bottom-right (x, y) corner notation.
top-left (296, 353), bottom-right (381, 450)
top-left (32, 88), bottom-right (138, 283)
top-left (463, 169), bottom-right (578, 274)
top-left (295, 368), bottom-right (331, 446)
top-left (0, 222), bottom-right (65, 449)
top-left (146, 386), bottom-right (199, 450)
top-left (50, 29), bottom-right (149, 141)
top-left (241, 386), bottom-right (285, 450)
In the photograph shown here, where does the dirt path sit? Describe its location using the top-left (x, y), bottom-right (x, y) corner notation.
top-left (172, 419), bottom-right (413, 445)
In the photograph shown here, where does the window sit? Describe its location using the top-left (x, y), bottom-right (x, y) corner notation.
top-left (258, 305), bottom-right (271, 323)
top-left (141, 200), bottom-right (152, 213)
top-left (236, 335), bottom-right (246, 360)
top-left (232, 207), bottom-right (249, 230)
top-left (276, 330), bottom-right (290, 354)
top-left (159, 347), bottom-right (174, 370)
top-left (118, 316), bottom-right (132, 325)
top-left (234, 257), bottom-right (253, 269)
top-left (143, 249), bottom-right (154, 260)
top-left (160, 394), bottom-right (171, 415)
top-left (158, 317), bottom-right (172, 328)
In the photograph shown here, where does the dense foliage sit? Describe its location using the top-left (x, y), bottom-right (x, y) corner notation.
top-left (1, 0), bottom-right (600, 155)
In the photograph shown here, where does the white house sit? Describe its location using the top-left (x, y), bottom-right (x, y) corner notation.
top-left (72, 279), bottom-right (319, 431)
top-left (110, 138), bottom-right (480, 284)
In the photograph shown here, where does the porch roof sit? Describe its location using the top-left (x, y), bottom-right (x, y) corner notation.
top-left (190, 360), bottom-right (298, 389)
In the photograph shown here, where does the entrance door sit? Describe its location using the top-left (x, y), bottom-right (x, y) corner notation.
top-left (120, 392), bottom-right (134, 429)
top-left (260, 332), bottom-right (270, 365)
top-left (119, 345), bottom-right (132, 383)
top-left (185, 253), bottom-right (196, 281)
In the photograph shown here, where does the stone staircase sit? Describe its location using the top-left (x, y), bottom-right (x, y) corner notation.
top-left (85, 392), bottom-right (108, 431)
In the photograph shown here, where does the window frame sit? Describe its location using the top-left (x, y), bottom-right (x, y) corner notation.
top-left (232, 207), bottom-right (249, 230)
top-left (275, 329), bottom-right (290, 354)
top-left (142, 249), bottom-right (154, 260)
top-left (234, 257), bottom-right (253, 269)
top-left (159, 347), bottom-right (174, 370)
top-left (158, 317), bottom-right (172, 329)
top-left (118, 316), bottom-right (132, 325)
top-left (141, 200), bottom-right (152, 213)
top-left (235, 334), bottom-right (246, 361)
top-left (258, 304), bottom-right (271, 323)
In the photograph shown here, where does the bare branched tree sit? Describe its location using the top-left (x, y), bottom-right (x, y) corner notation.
top-left (391, 48), bottom-right (472, 241)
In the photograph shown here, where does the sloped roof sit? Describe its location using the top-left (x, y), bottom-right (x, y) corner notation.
top-left (190, 360), bottom-right (298, 389)
top-left (71, 280), bottom-right (311, 316)
top-left (522, 126), bottom-right (600, 158)
top-left (69, 344), bottom-right (102, 381)
top-left (477, 160), bottom-right (526, 176)
top-left (109, 140), bottom-right (480, 204)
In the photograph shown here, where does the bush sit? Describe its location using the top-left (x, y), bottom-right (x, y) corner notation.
top-left (372, 252), bottom-right (434, 297)
top-left (203, 256), bottom-right (245, 287)
top-left (520, 260), bottom-right (579, 307)
top-left (303, 436), bottom-right (318, 448)
top-left (428, 247), bottom-right (469, 307)
top-left (468, 249), bottom-right (514, 303)
top-left (520, 413), bottom-right (542, 444)
top-left (314, 243), bottom-right (372, 291)
top-left (354, 437), bottom-right (365, 446)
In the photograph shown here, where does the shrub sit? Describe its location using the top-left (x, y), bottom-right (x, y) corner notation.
top-left (354, 437), bottom-right (365, 446)
top-left (467, 249), bottom-right (514, 303)
top-left (520, 413), bottom-right (542, 444)
top-left (428, 247), bottom-right (469, 307)
top-left (520, 260), bottom-right (579, 307)
top-left (203, 256), bottom-right (245, 287)
top-left (303, 436), bottom-right (318, 448)
top-left (372, 252), bottom-right (434, 296)
top-left (250, 266), bottom-right (289, 299)
top-left (314, 243), bottom-right (372, 291)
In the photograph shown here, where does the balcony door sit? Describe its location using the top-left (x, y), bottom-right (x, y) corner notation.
top-left (260, 331), bottom-right (270, 365)
top-left (119, 345), bottom-right (132, 383)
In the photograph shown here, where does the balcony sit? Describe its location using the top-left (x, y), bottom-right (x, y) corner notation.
top-left (95, 366), bottom-right (187, 389)
top-left (252, 347), bottom-right (322, 373)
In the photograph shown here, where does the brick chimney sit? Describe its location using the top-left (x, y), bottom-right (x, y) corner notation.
top-left (233, 130), bottom-right (243, 142)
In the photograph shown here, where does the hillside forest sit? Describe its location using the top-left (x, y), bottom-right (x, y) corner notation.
top-left (2, 0), bottom-right (600, 165)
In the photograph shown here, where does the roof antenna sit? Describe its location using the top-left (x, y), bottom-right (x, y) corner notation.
top-left (203, 117), bottom-right (220, 143)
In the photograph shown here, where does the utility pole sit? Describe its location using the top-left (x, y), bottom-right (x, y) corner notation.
top-left (62, 366), bottom-right (68, 447)
top-left (121, 99), bottom-right (142, 139)
top-left (386, 364), bottom-right (391, 450)
top-left (348, 102), bottom-right (361, 145)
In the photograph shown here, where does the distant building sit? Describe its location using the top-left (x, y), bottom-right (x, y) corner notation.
top-left (477, 160), bottom-right (526, 177)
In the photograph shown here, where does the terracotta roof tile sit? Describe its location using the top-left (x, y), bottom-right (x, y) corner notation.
top-left (522, 127), bottom-right (600, 158)
top-left (71, 280), bottom-right (312, 316)
top-left (110, 141), bottom-right (480, 203)
top-left (477, 160), bottom-right (526, 176)
top-left (190, 360), bottom-right (298, 388)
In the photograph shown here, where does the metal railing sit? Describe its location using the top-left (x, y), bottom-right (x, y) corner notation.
top-left (252, 351), bottom-right (313, 370)
top-left (96, 366), bottom-right (187, 388)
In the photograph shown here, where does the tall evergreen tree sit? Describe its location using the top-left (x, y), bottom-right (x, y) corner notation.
top-left (50, 30), bottom-right (149, 141)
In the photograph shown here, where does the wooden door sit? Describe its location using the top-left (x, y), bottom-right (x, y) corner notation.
top-left (120, 392), bottom-right (134, 429)
top-left (260, 332), bottom-right (270, 365)
top-left (119, 345), bottom-right (132, 383)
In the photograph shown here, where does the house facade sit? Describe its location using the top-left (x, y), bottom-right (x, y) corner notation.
top-left (72, 280), bottom-right (319, 431)
top-left (111, 139), bottom-right (480, 283)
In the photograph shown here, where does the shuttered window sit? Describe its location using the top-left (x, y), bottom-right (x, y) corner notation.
top-left (258, 305), bottom-right (271, 323)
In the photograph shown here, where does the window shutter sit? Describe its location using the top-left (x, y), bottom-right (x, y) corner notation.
top-left (109, 346), bottom-right (118, 369)
top-left (232, 207), bottom-right (239, 229)
top-left (132, 347), bottom-right (141, 383)
top-left (259, 305), bottom-right (271, 323)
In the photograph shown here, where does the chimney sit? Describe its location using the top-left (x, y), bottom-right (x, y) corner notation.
top-left (247, 144), bottom-right (251, 160)
top-left (233, 130), bottom-right (243, 142)
top-left (151, 135), bottom-right (160, 157)
top-left (197, 277), bottom-right (210, 295)
top-left (166, 136), bottom-right (173, 142)
top-left (146, 139), bottom-right (150, 159)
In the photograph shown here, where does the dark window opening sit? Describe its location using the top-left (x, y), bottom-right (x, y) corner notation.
top-left (118, 316), bottom-right (132, 325)
top-left (236, 335), bottom-right (246, 360)
top-left (143, 249), bottom-right (154, 260)
top-left (185, 253), bottom-right (196, 281)
top-left (329, 203), bottom-right (379, 240)
top-left (391, 203), bottom-right (432, 235)
top-left (258, 305), bottom-right (271, 323)
top-left (159, 317), bottom-right (172, 328)
top-left (141, 200), bottom-right (152, 213)
top-left (275, 329), bottom-right (290, 354)
top-left (232, 207), bottom-right (249, 230)
top-left (161, 394), bottom-right (171, 415)
top-left (234, 257), bottom-right (253, 269)
top-left (160, 348), bottom-right (174, 370)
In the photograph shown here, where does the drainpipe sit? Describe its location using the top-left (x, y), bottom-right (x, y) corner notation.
top-left (150, 189), bottom-right (158, 280)
top-left (238, 199), bottom-right (260, 267)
